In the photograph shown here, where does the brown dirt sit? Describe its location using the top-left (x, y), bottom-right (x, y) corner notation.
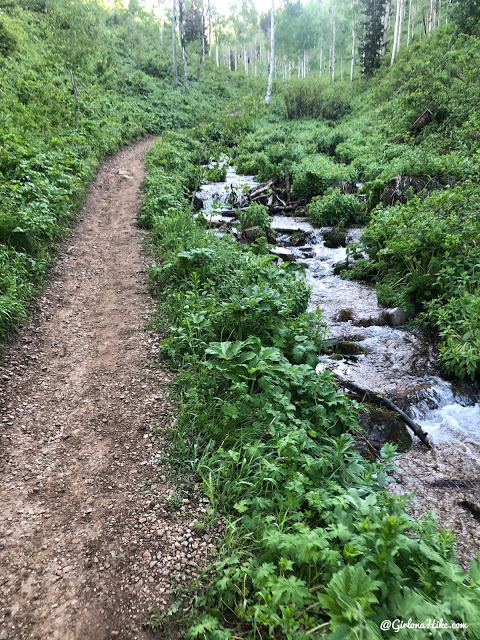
top-left (0, 139), bottom-right (213, 640)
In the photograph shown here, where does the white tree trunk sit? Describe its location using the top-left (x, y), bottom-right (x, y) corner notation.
top-left (331, 8), bottom-right (336, 82)
top-left (207, 0), bottom-right (211, 55)
top-left (350, 0), bottom-right (356, 82)
top-left (264, 0), bottom-right (275, 105)
top-left (179, 0), bottom-right (188, 90)
top-left (391, 0), bottom-right (401, 65)
top-left (319, 35), bottom-right (323, 74)
top-left (172, 0), bottom-right (178, 88)
top-left (382, 0), bottom-right (392, 56)
top-left (428, 0), bottom-right (435, 33)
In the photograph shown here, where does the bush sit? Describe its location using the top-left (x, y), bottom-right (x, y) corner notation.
top-left (284, 77), bottom-right (352, 120)
top-left (351, 183), bottom-right (480, 378)
top-left (291, 154), bottom-right (357, 198)
top-left (236, 202), bottom-right (271, 231)
top-left (307, 189), bottom-right (365, 226)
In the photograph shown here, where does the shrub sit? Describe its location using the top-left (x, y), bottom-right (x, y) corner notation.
top-left (236, 202), bottom-right (271, 231)
top-left (291, 154), bottom-right (357, 198)
top-left (284, 77), bottom-right (352, 121)
top-left (307, 189), bottom-right (365, 226)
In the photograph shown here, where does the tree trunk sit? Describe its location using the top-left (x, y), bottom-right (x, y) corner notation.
top-left (156, 0), bottom-right (163, 43)
top-left (391, 0), bottom-right (401, 65)
top-left (319, 35), bottom-right (324, 74)
top-left (331, 6), bottom-right (336, 83)
top-left (350, 0), bottom-right (356, 83)
top-left (172, 0), bottom-right (178, 88)
top-left (207, 0), bottom-right (211, 56)
top-left (428, 0), bottom-right (435, 33)
top-left (407, 0), bottom-right (412, 45)
top-left (264, 0), bottom-right (275, 106)
top-left (178, 0), bottom-right (188, 90)
top-left (382, 0), bottom-right (391, 56)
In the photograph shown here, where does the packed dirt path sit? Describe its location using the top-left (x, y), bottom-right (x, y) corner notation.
top-left (0, 139), bottom-right (212, 640)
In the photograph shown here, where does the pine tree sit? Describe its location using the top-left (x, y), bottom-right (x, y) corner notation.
top-left (360, 0), bottom-right (387, 74)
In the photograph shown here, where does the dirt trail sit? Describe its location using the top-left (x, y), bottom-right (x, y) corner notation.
top-left (0, 139), bottom-right (210, 640)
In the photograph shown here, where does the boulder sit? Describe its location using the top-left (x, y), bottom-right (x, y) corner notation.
top-left (291, 231), bottom-right (306, 246)
top-left (193, 194), bottom-right (204, 211)
top-left (243, 226), bottom-right (260, 240)
top-left (334, 340), bottom-right (367, 356)
top-left (270, 246), bottom-right (296, 262)
top-left (382, 307), bottom-right (407, 327)
top-left (323, 229), bottom-right (348, 248)
top-left (333, 261), bottom-right (350, 276)
top-left (299, 247), bottom-right (315, 258)
top-left (352, 314), bottom-right (387, 328)
top-left (357, 404), bottom-right (412, 454)
top-left (335, 308), bottom-right (354, 322)
top-left (380, 175), bottom-right (442, 206)
top-left (266, 227), bottom-right (278, 245)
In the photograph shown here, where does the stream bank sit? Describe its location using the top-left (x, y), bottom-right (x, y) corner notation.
top-left (196, 167), bottom-right (480, 568)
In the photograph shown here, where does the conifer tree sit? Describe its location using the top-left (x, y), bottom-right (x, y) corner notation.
top-left (360, 0), bottom-right (387, 73)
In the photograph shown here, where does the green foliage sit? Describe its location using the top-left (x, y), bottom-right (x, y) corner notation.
top-left (351, 184), bottom-right (480, 378)
top-left (283, 78), bottom-right (352, 121)
top-left (236, 202), bottom-right (271, 232)
top-left (291, 154), bottom-right (357, 198)
top-left (360, 0), bottom-right (388, 74)
top-left (450, 0), bottom-right (480, 34)
top-left (144, 127), bottom-right (480, 639)
top-left (0, 17), bottom-right (16, 57)
top-left (204, 163), bottom-right (227, 182)
top-left (307, 189), bottom-right (366, 227)
top-left (0, 0), bottom-right (256, 338)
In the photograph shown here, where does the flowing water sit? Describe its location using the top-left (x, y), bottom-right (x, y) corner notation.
top-left (197, 169), bottom-right (480, 447)
top-left (198, 167), bottom-right (480, 566)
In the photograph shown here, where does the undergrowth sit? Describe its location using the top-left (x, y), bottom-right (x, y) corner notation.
top-left (143, 126), bottom-right (480, 639)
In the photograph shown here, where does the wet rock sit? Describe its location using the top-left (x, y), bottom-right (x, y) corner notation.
top-left (266, 228), bottom-right (278, 245)
top-left (330, 180), bottom-right (354, 194)
top-left (352, 313), bottom-right (387, 328)
top-left (357, 405), bottom-right (412, 452)
top-left (299, 247), bottom-right (315, 258)
top-left (333, 261), bottom-right (350, 276)
top-left (382, 307), bottom-right (407, 327)
top-left (243, 226), bottom-right (260, 240)
top-left (335, 308), bottom-right (354, 322)
top-left (193, 195), bottom-right (204, 211)
top-left (291, 231), bottom-right (306, 246)
top-left (323, 229), bottom-right (347, 248)
top-left (380, 175), bottom-right (442, 206)
top-left (334, 340), bottom-right (367, 356)
top-left (270, 247), bottom-right (296, 262)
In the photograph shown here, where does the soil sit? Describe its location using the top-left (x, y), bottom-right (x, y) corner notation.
top-left (0, 139), bottom-right (214, 640)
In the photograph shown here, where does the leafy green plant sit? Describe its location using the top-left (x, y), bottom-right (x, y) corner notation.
top-left (143, 126), bottom-right (480, 640)
top-left (236, 202), bottom-right (271, 231)
top-left (307, 188), bottom-right (365, 226)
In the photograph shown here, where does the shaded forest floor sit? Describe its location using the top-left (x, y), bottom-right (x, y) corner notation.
top-left (0, 139), bottom-right (212, 640)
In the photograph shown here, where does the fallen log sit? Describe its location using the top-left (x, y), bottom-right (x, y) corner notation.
top-left (333, 374), bottom-right (432, 448)
top-left (248, 178), bottom-right (276, 199)
top-left (273, 202), bottom-right (304, 212)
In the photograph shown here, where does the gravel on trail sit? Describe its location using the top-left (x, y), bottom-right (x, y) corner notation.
top-left (0, 138), bottom-right (214, 640)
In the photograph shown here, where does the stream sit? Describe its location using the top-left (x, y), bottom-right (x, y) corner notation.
top-left (197, 169), bottom-right (480, 566)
